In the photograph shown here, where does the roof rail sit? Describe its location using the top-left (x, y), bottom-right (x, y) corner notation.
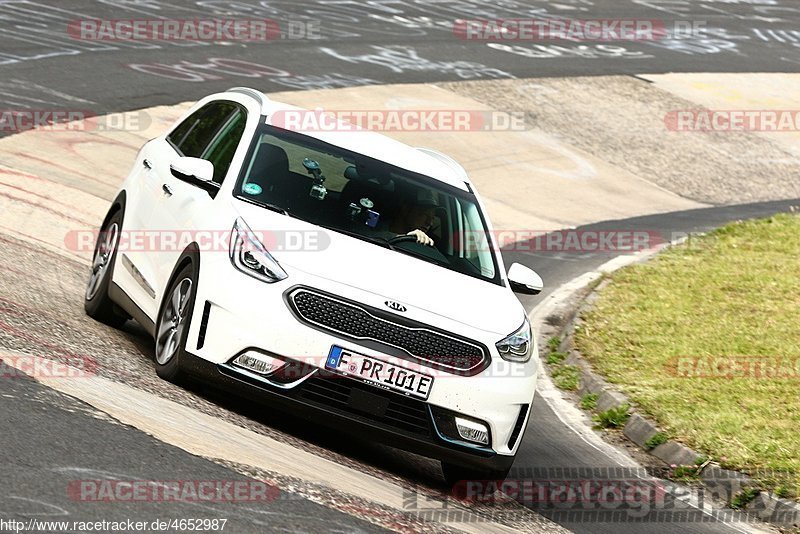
top-left (227, 87), bottom-right (271, 110)
top-left (416, 147), bottom-right (470, 183)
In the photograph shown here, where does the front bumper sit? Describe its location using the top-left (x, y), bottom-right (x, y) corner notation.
top-left (182, 350), bottom-right (525, 472)
top-left (184, 253), bottom-right (537, 465)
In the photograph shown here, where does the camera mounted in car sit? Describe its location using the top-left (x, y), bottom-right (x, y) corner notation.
top-left (303, 158), bottom-right (327, 201)
top-left (347, 197), bottom-right (380, 228)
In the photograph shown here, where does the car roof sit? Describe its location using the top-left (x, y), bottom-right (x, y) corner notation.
top-left (225, 87), bottom-right (471, 192)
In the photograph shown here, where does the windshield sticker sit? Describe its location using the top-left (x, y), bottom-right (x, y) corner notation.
top-left (243, 183), bottom-right (263, 195)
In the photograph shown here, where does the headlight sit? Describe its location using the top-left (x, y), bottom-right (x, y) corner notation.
top-left (229, 217), bottom-right (287, 283)
top-left (496, 317), bottom-right (532, 363)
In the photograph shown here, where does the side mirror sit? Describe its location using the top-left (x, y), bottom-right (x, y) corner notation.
top-left (170, 157), bottom-right (218, 196)
top-left (508, 263), bottom-right (544, 295)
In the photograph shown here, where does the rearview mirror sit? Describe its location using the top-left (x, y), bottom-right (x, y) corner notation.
top-left (508, 263), bottom-right (544, 295)
top-left (170, 157), bottom-right (218, 196)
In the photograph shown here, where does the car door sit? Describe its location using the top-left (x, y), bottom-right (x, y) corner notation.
top-left (133, 101), bottom-right (247, 319)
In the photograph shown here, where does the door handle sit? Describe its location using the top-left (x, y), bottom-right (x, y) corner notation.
top-left (162, 184), bottom-right (173, 197)
top-left (143, 159), bottom-right (152, 170)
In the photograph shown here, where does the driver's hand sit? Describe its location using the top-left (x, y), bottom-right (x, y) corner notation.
top-left (407, 229), bottom-right (434, 246)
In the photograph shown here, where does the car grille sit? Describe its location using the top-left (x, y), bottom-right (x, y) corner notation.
top-left (288, 289), bottom-right (487, 374)
top-left (297, 374), bottom-right (432, 436)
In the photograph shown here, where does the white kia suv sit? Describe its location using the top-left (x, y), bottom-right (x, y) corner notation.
top-left (84, 87), bottom-right (544, 483)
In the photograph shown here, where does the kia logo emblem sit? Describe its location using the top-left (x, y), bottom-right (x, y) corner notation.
top-left (385, 300), bottom-right (407, 312)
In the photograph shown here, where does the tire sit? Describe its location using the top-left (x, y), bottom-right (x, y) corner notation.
top-left (84, 209), bottom-right (128, 327)
top-left (154, 263), bottom-right (196, 383)
top-left (441, 461), bottom-right (512, 492)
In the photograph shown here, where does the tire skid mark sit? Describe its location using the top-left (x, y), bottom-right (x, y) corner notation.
top-left (0, 313), bottom-right (134, 382)
top-left (0, 295), bottom-right (100, 343)
top-left (0, 190), bottom-right (96, 227)
top-left (0, 298), bottom-right (83, 330)
top-left (11, 151), bottom-right (116, 188)
top-left (0, 234), bottom-right (86, 267)
top-left (0, 263), bottom-right (28, 277)
top-left (0, 166), bottom-right (106, 197)
top-left (0, 180), bottom-right (99, 220)
top-left (0, 317), bottom-right (92, 367)
top-left (0, 167), bottom-right (38, 179)
top-left (0, 226), bottom-right (86, 265)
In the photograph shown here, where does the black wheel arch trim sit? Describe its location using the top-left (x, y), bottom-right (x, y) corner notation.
top-left (156, 244), bottom-right (202, 338)
top-left (102, 190), bottom-right (127, 231)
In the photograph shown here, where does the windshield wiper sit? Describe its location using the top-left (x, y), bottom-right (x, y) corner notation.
top-left (259, 202), bottom-right (290, 216)
top-left (317, 224), bottom-right (396, 250)
top-left (240, 197), bottom-right (291, 216)
top-left (393, 246), bottom-right (448, 267)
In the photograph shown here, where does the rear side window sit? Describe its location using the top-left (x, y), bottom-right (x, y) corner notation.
top-left (166, 108), bottom-right (204, 151)
top-left (167, 102), bottom-right (239, 158)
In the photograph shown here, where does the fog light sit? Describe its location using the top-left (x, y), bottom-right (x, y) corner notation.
top-left (455, 417), bottom-right (489, 445)
top-left (233, 351), bottom-right (284, 376)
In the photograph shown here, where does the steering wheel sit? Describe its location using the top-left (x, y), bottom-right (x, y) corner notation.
top-left (388, 234), bottom-right (419, 245)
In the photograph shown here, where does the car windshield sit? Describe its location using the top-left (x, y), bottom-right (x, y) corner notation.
top-left (234, 125), bottom-right (499, 284)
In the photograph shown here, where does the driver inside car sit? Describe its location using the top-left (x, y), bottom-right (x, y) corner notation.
top-left (387, 189), bottom-right (439, 246)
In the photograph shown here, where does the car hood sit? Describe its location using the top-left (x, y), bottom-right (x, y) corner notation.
top-left (233, 203), bottom-right (524, 337)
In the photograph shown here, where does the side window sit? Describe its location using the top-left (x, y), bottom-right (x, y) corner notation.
top-left (166, 102), bottom-right (239, 158)
top-left (166, 108), bottom-right (204, 150)
top-left (201, 109), bottom-right (247, 184)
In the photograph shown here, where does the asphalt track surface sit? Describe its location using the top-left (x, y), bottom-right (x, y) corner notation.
top-left (0, 0), bottom-right (799, 122)
top-left (3, 199), bottom-right (798, 533)
top-left (0, 375), bottom-right (390, 533)
top-left (2, 0), bottom-right (800, 533)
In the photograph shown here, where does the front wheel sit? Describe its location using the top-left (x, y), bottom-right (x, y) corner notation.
top-left (154, 263), bottom-right (196, 383)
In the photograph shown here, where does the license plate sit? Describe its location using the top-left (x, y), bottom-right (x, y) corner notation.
top-left (326, 346), bottom-right (434, 400)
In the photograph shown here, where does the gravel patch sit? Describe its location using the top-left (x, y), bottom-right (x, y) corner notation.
top-left (439, 77), bottom-right (800, 205)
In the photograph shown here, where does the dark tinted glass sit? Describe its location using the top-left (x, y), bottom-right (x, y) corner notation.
top-left (167, 102), bottom-right (238, 157)
top-left (202, 110), bottom-right (247, 184)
